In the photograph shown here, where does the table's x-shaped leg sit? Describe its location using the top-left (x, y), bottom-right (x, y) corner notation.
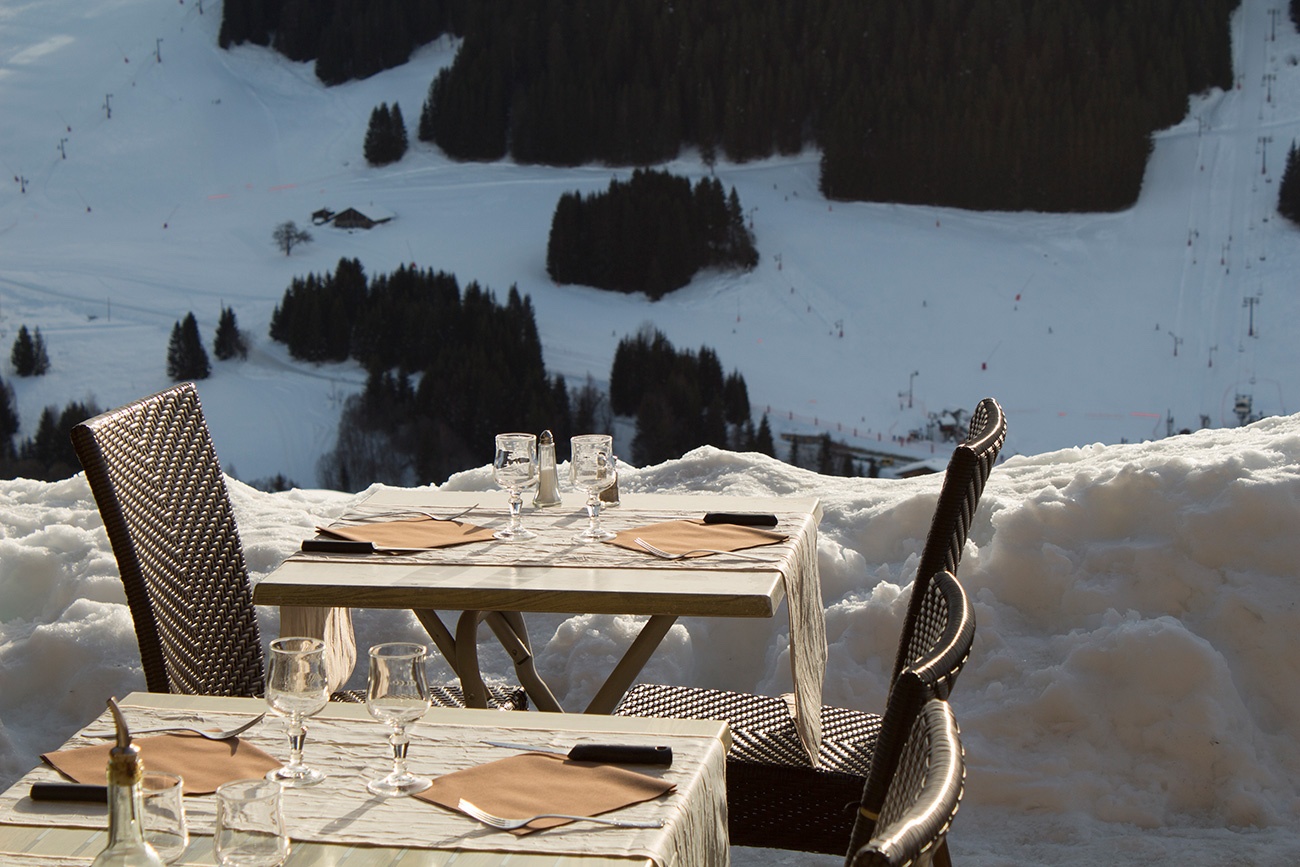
top-left (413, 609), bottom-right (679, 714)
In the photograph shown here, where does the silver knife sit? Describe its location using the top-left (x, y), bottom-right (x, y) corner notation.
top-left (482, 740), bottom-right (672, 766)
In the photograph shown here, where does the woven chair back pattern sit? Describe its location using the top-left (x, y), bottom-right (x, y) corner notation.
top-left (898, 570), bottom-right (974, 702)
top-left (892, 397), bottom-right (1004, 684)
top-left (72, 383), bottom-right (264, 697)
top-left (848, 699), bottom-right (964, 867)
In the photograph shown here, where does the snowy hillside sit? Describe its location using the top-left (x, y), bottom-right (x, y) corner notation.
top-left (3, 0), bottom-right (1299, 487)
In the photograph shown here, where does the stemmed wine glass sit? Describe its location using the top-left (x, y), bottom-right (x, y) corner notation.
top-left (493, 433), bottom-right (539, 541)
top-left (570, 434), bottom-right (618, 543)
top-left (365, 642), bottom-right (433, 797)
top-left (264, 636), bottom-right (330, 788)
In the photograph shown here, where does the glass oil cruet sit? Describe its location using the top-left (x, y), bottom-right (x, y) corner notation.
top-left (92, 697), bottom-right (166, 867)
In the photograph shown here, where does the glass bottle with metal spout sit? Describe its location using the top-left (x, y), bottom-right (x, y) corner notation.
top-left (92, 698), bottom-right (166, 867)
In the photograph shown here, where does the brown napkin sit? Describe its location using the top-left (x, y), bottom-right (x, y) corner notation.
top-left (319, 516), bottom-right (496, 550)
top-left (42, 734), bottom-right (282, 795)
top-left (609, 519), bottom-right (787, 558)
top-left (417, 753), bottom-right (674, 834)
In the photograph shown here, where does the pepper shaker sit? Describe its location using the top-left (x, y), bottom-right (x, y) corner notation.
top-left (533, 430), bottom-right (561, 507)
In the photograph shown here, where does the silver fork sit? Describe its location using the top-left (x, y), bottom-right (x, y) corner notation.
top-left (337, 503), bottom-right (478, 524)
top-left (634, 538), bottom-right (775, 562)
top-left (457, 798), bottom-right (664, 831)
top-left (84, 713), bottom-right (265, 740)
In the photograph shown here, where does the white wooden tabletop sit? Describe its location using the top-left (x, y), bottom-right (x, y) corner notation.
top-left (253, 491), bottom-right (822, 619)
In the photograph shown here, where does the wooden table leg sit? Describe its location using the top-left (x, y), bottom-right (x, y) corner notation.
top-left (584, 615), bottom-right (678, 714)
top-left (435, 611), bottom-right (678, 715)
top-left (453, 610), bottom-right (563, 712)
top-left (413, 609), bottom-right (460, 677)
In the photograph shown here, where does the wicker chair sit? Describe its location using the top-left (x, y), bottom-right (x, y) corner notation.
top-left (615, 569), bottom-right (971, 853)
top-left (846, 696), bottom-right (964, 867)
top-left (890, 397), bottom-right (1004, 685)
top-left (71, 383), bottom-right (526, 709)
top-left (612, 398), bottom-right (1003, 853)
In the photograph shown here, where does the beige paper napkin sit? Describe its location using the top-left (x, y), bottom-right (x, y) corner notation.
top-left (609, 519), bottom-right (787, 558)
top-left (319, 516), bottom-right (496, 550)
top-left (42, 734), bottom-right (282, 795)
top-left (417, 753), bottom-right (675, 834)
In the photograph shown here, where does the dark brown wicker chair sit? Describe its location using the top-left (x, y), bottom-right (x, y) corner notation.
top-left (71, 383), bottom-right (526, 708)
top-left (846, 695), bottom-right (964, 867)
top-left (615, 569), bottom-right (972, 853)
top-left (612, 398), bottom-right (1003, 853)
top-left (890, 397), bottom-right (1004, 686)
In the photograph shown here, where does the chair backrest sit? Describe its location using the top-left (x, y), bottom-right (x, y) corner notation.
top-left (71, 383), bottom-right (265, 697)
top-left (846, 695), bottom-right (964, 867)
top-left (841, 571), bottom-right (968, 857)
top-left (893, 569), bottom-right (974, 702)
top-left (891, 397), bottom-right (1004, 684)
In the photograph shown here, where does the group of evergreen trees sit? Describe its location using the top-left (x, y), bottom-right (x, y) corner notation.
top-left (0, 379), bottom-right (99, 482)
top-left (10, 326), bottom-right (50, 377)
top-left (609, 327), bottom-right (756, 466)
top-left (413, 0), bottom-right (1234, 212)
top-left (547, 170), bottom-right (758, 299)
top-left (167, 307), bottom-right (248, 382)
top-left (219, 0), bottom-right (461, 85)
top-left (364, 103), bottom-right (409, 166)
top-left (272, 260), bottom-right (778, 488)
top-left (222, 0), bottom-right (1234, 212)
top-left (268, 258), bottom-right (570, 487)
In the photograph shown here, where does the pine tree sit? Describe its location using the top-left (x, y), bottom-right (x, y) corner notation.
top-left (817, 433), bottom-right (834, 474)
top-left (754, 414), bottom-right (775, 457)
top-left (214, 306), bottom-right (249, 361)
top-left (11, 325), bottom-right (49, 376)
top-left (24, 407), bottom-right (60, 471)
top-left (0, 376), bottom-right (18, 463)
top-left (10, 326), bottom-right (35, 376)
top-left (364, 103), bottom-right (393, 166)
top-left (390, 102), bottom-right (409, 162)
top-left (31, 328), bottom-right (50, 375)
top-left (1278, 140), bottom-right (1300, 224)
top-left (167, 313), bottom-right (211, 381)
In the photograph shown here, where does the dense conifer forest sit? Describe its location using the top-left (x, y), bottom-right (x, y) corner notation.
top-left (270, 259), bottom-right (565, 485)
top-left (547, 170), bottom-right (758, 298)
top-left (222, 0), bottom-right (1236, 211)
top-left (218, 0), bottom-right (461, 85)
top-left (609, 327), bottom-right (753, 466)
top-left (267, 260), bottom-right (761, 486)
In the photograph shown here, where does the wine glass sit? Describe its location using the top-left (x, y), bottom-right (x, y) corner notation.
top-left (493, 433), bottom-right (539, 540)
top-left (365, 642), bottom-right (433, 797)
top-left (264, 637), bottom-right (330, 788)
top-left (214, 779), bottom-right (289, 867)
top-left (570, 434), bottom-right (618, 543)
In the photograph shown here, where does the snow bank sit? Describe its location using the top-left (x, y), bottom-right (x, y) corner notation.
top-left (1, 418), bottom-right (1298, 863)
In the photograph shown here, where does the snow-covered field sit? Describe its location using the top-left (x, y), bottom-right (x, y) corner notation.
top-left (3, 0), bottom-right (1299, 481)
top-left (2, 0), bottom-right (1299, 863)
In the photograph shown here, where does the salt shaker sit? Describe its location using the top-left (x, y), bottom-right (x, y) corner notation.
top-left (533, 430), bottom-right (561, 507)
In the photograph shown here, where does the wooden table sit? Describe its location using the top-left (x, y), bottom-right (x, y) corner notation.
top-left (256, 491), bottom-right (823, 730)
top-left (0, 691), bottom-right (730, 866)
